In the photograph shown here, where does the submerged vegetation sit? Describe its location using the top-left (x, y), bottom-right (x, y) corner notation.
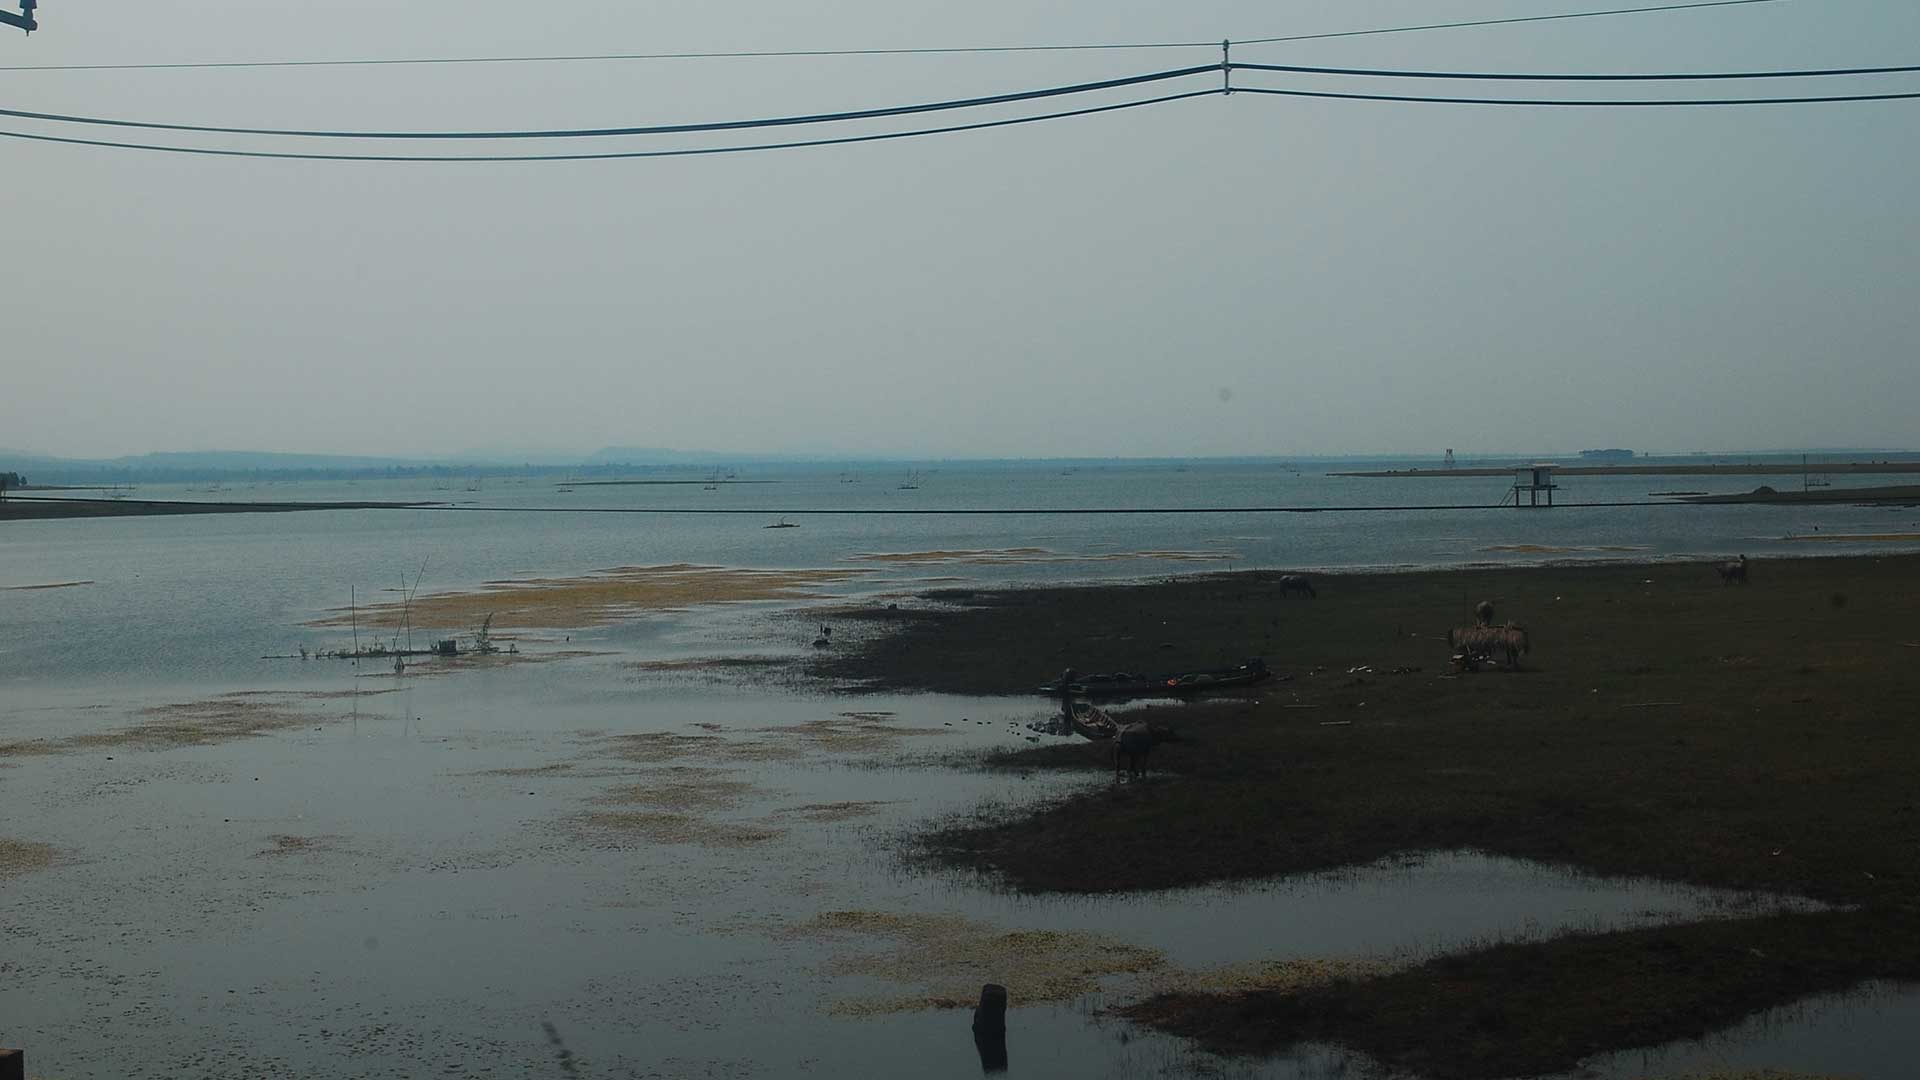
top-left (0, 690), bottom-right (395, 757)
top-left (0, 838), bottom-right (57, 876)
top-left (308, 563), bottom-right (871, 633)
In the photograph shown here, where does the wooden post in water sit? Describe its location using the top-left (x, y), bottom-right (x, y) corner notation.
top-left (972, 983), bottom-right (1008, 1073)
top-left (1, 1047), bottom-right (24, 1080)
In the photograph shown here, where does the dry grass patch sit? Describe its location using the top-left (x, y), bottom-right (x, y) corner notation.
top-left (785, 910), bottom-right (1163, 1016)
top-left (0, 838), bottom-right (57, 876)
top-left (308, 563), bottom-right (870, 633)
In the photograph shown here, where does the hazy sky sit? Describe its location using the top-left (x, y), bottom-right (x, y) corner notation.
top-left (3, 1), bottom-right (1916, 459)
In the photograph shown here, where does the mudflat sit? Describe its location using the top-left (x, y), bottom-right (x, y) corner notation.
top-left (818, 554), bottom-right (1920, 1078)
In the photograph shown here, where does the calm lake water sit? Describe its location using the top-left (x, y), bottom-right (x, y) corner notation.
top-left (4, 461), bottom-right (1917, 1078)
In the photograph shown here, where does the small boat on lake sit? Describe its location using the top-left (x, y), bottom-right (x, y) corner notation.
top-left (1069, 701), bottom-right (1119, 740)
top-left (1038, 658), bottom-right (1271, 699)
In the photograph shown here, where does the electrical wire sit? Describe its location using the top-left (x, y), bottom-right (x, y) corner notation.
top-left (0, 41), bottom-right (1218, 73)
top-left (11, 74), bottom-right (1915, 166)
top-left (0, 0), bottom-right (1790, 74)
top-left (0, 63), bottom-right (1217, 139)
top-left (0, 88), bottom-right (1217, 162)
top-left (1233, 0), bottom-right (1786, 45)
top-left (1230, 60), bottom-right (1920, 82)
top-left (1233, 84), bottom-right (1920, 106)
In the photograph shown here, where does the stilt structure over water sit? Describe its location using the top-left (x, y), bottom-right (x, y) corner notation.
top-left (1511, 463), bottom-right (1559, 508)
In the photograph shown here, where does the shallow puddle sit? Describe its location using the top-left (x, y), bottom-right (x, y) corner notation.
top-left (1558, 981), bottom-right (1920, 1080)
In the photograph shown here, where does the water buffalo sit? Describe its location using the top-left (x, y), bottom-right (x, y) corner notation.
top-left (1474, 600), bottom-right (1495, 626)
top-left (1716, 555), bottom-right (1749, 586)
top-left (1448, 623), bottom-right (1529, 671)
top-left (1279, 574), bottom-right (1317, 599)
top-left (1115, 722), bottom-right (1175, 780)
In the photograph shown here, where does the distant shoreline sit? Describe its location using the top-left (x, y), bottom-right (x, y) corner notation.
top-left (1333, 461), bottom-right (1920, 478)
top-left (0, 497), bottom-right (432, 521)
top-left (562, 480), bottom-right (780, 486)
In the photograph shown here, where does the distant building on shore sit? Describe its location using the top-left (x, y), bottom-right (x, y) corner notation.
top-left (1579, 448), bottom-right (1635, 461)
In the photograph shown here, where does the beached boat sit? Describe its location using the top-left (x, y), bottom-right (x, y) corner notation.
top-left (1038, 658), bottom-right (1271, 699)
top-left (1069, 701), bottom-right (1120, 740)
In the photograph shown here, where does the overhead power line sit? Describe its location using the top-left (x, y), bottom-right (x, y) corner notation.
top-left (1233, 0), bottom-right (1785, 46)
top-left (1234, 85), bottom-right (1920, 106)
top-left (0, 0), bottom-right (1788, 74)
top-left (6, 75), bottom-right (1915, 165)
top-left (11, 56), bottom-right (1914, 143)
top-left (1232, 60), bottom-right (1920, 82)
top-left (0, 89), bottom-right (1218, 163)
top-left (0, 64), bottom-right (1217, 139)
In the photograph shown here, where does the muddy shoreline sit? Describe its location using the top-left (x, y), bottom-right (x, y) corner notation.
top-left (0, 496), bottom-right (431, 520)
top-left (814, 553), bottom-right (1920, 1077)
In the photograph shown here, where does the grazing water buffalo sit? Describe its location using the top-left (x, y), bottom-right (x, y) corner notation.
top-left (1448, 623), bottom-right (1530, 671)
top-left (1116, 722), bottom-right (1175, 780)
top-left (1716, 555), bottom-right (1749, 585)
top-left (1279, 574), bottom-right (1317, 599)
top-left (1493, 624), bottom-right (1529, 667)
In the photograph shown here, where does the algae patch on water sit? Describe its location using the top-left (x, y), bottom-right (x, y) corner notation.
top-left (593, 767), bottom-right (762, 813)
top-left (578, 810), bottom-right (784, 849)
top-left (589, 716), bottom-right (943, 767)
top-left (627, 656), bottom-right (788, 673)
top-left (847, 548), bottom-right (1234, 566)
top-left (254, 834), bottom-right (336, 858)
top-left (777, 800), bottom-right (897, 823)
top-left (595, 731), bottom-right (804, 765)
top-left (1482, 544), bottom-right (1651, 554)
top-left (1782, 532), bottom-right (1920, 544)
top-left (784, 910), bottom-right (1163, 1016)
top-left (309, 563), bottom-right (871, 633)
top-left (758, 713), bottom-right (951, 755)
top-left (0, 690), bottom-right (371, 757)
top-left (0, 838), bottom-right (57, 876)
top-left (1146, 956), bottom-right (1391, 996)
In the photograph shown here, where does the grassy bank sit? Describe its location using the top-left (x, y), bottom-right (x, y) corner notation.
top-left (816, 554), bottom-right (1920, 1076)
